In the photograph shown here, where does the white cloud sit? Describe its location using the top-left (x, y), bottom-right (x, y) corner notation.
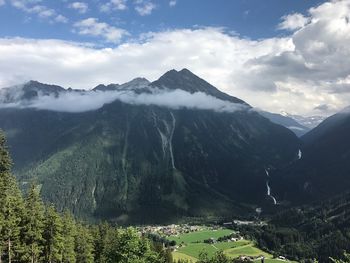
top-left (10, 0), bottom-right (67, 23)
top-left (68, 2), bottom-right (88, 14)
top-left (1, 1), bottom-right (350, 116)
top-left (73, 18), bottom-right (128, 43)
top-left (278, 13), bottom-right (310, 31)
top-left (100, 0), bottom-right (127, 12)
top-left (0, 0), bottom-right (5, 6)
top-left (55, 14), bottom-right (68, 23)
top-left (135, 0), bottom-right (156, 16)
top-left (0, 88), bottom-right (248, 113)
top-left (169, 0), bottom-right (176, 7)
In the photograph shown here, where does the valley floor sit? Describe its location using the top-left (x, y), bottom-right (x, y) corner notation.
top-left (145, 225), bottom-right (298, 262)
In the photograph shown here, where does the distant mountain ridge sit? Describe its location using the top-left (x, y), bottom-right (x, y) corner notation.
top-left (0, 80), bottom-right (65, 103)
top-left (280, 112), bottom-right (326, 129)
top-left (258, 111), bottom-right (310, 137)
top-left (93, 78), bottom-right (150, 92)
top-left (0, 69), bottom-right (248, 110)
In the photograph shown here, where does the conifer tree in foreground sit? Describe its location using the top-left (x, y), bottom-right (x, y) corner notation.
top-left (61, 211), bottom-right (77, 263)
top-left (21, 184), bottom-right (45, 263)
top-left (42, 205), bottom-right (64, 263)
top-left (75, 223), bottom-right (94, 263)
top-left (0, 131), bottom-right (24, 263)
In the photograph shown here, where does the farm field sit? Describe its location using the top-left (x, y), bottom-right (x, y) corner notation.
top-left (168, 228), bottom-right (297, 262)
top-left (224, 243), bottom-right (270, 258)
top-left (168, 229), bottom-right (233, 244)
top-left (172, 252), bottom-right (198, 262)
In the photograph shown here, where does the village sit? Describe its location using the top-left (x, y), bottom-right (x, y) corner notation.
top-left (138, 224), bottom-right (214, 237)
top-left (137, 223), bottom-right (290, 262)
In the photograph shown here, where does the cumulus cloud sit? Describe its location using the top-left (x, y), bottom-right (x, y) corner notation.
top-left (54, 14), bottom-right (68, 23)
top-left (231, 0), bottom-right (350, 115)
top-left (10, 0), bottom-right (67, 23)
top-left (135, 0), bottom-right (156, 16)
top-left (0, 28), bottom-right (290, 91)
top-left (169, 0), bottom-right (176, 7)
top-left (278, 13), bottom-right (310, 31)
top-left (1, 0), bottom-right (350, 116)
top-left (100, 0), bottom-right (127, 12)
top-left (0, 88), bottom-right (248, 113)
top-left (73, 18), bottom-right (128, 43)
top-left (68, 2), bottom-right (88, 14)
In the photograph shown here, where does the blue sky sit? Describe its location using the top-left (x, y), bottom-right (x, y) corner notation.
top-left (0, 0), bottom-right (326, 43)
top-left (1, 0), bottom-right (350, 117)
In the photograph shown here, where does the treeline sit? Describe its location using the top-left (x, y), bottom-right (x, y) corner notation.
top-left (236, 204), bottom-right (350, 263)
top-left (0, 131), bottom-right (172, 263)
top-left (175, 251), bottom-right (253, 263)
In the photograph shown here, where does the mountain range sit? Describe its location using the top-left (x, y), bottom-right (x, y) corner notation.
top-left (0, 68), bottom-right (346, 223)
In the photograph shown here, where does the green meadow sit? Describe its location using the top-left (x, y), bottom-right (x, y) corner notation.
top-left (168, 228), bottom-right (297, 262)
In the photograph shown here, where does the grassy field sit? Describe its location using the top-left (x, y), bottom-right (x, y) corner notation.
top-left (172, 252), bottom-right (197, 262)
top-left (224, 244), bottom-right (271, 258)
top-left (168, 229), bottom-right (233, 244)
top-left (168, 228), bottom-right (297, 262)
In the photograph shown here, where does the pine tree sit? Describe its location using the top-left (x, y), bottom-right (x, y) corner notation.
top-left (75, 223), bottom-right (94, 263)
top-left (21, 183), bottom-right (45, 263)
top-left (90, 222), bottom-right (111, 263)
top-left (43, 205), bottom-right (64, 263)
top-left (0, 131), bottom-right (24, 263)
top-left (102, 227), bottom-right (165, 263)
top-left (0, 131), bottom-right (11, 263)
top-left (61, 210), bottom-right (77, 263)
top-left (0, 131), bottom-right (11, 176)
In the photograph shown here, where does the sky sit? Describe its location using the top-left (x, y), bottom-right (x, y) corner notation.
top-left (1, 0), bottom-right (350, 116)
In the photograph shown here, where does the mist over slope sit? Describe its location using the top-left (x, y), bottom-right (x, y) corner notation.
top-left (0, 70), bottom-right (248, 113)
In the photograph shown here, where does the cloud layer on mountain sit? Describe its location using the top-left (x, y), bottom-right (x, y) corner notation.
top-left (0, 87), bottom-right (248, 113)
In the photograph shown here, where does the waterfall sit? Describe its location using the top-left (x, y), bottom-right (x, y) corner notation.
top-left (92, 184), bottom-right (97, 208)
top-left (157, 129), bottom-right (168, 157)
top-left (266, 180), bottom-right (277, 205)
top-left (266, 181), bottom-right (271, 195)
top-left (265, 169), bottom-right (269, 177)
top-left (298, 149), bottom-right (302, 160)
top-left (155, 111), bottom-right (176, 169)
top-left (169, 112), bottom-right (176, 169)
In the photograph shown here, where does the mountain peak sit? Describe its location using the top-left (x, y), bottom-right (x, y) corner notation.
top-left (152, 68), bottom-right (248, 105)
top-left (93, 78), bottom-right (150, 92)
top-left (179, 68), bottom-right (194, 74)
top-left (0, 80), bottom-right (67, 103)
top-left (157, 68), bottom-right (195, 81)
top-left (25, 80), bottom-right (42, 86)
top-left (121, 77), bottom-right (150, 87)
top-left (93, 84), bottom-right (119, 91)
